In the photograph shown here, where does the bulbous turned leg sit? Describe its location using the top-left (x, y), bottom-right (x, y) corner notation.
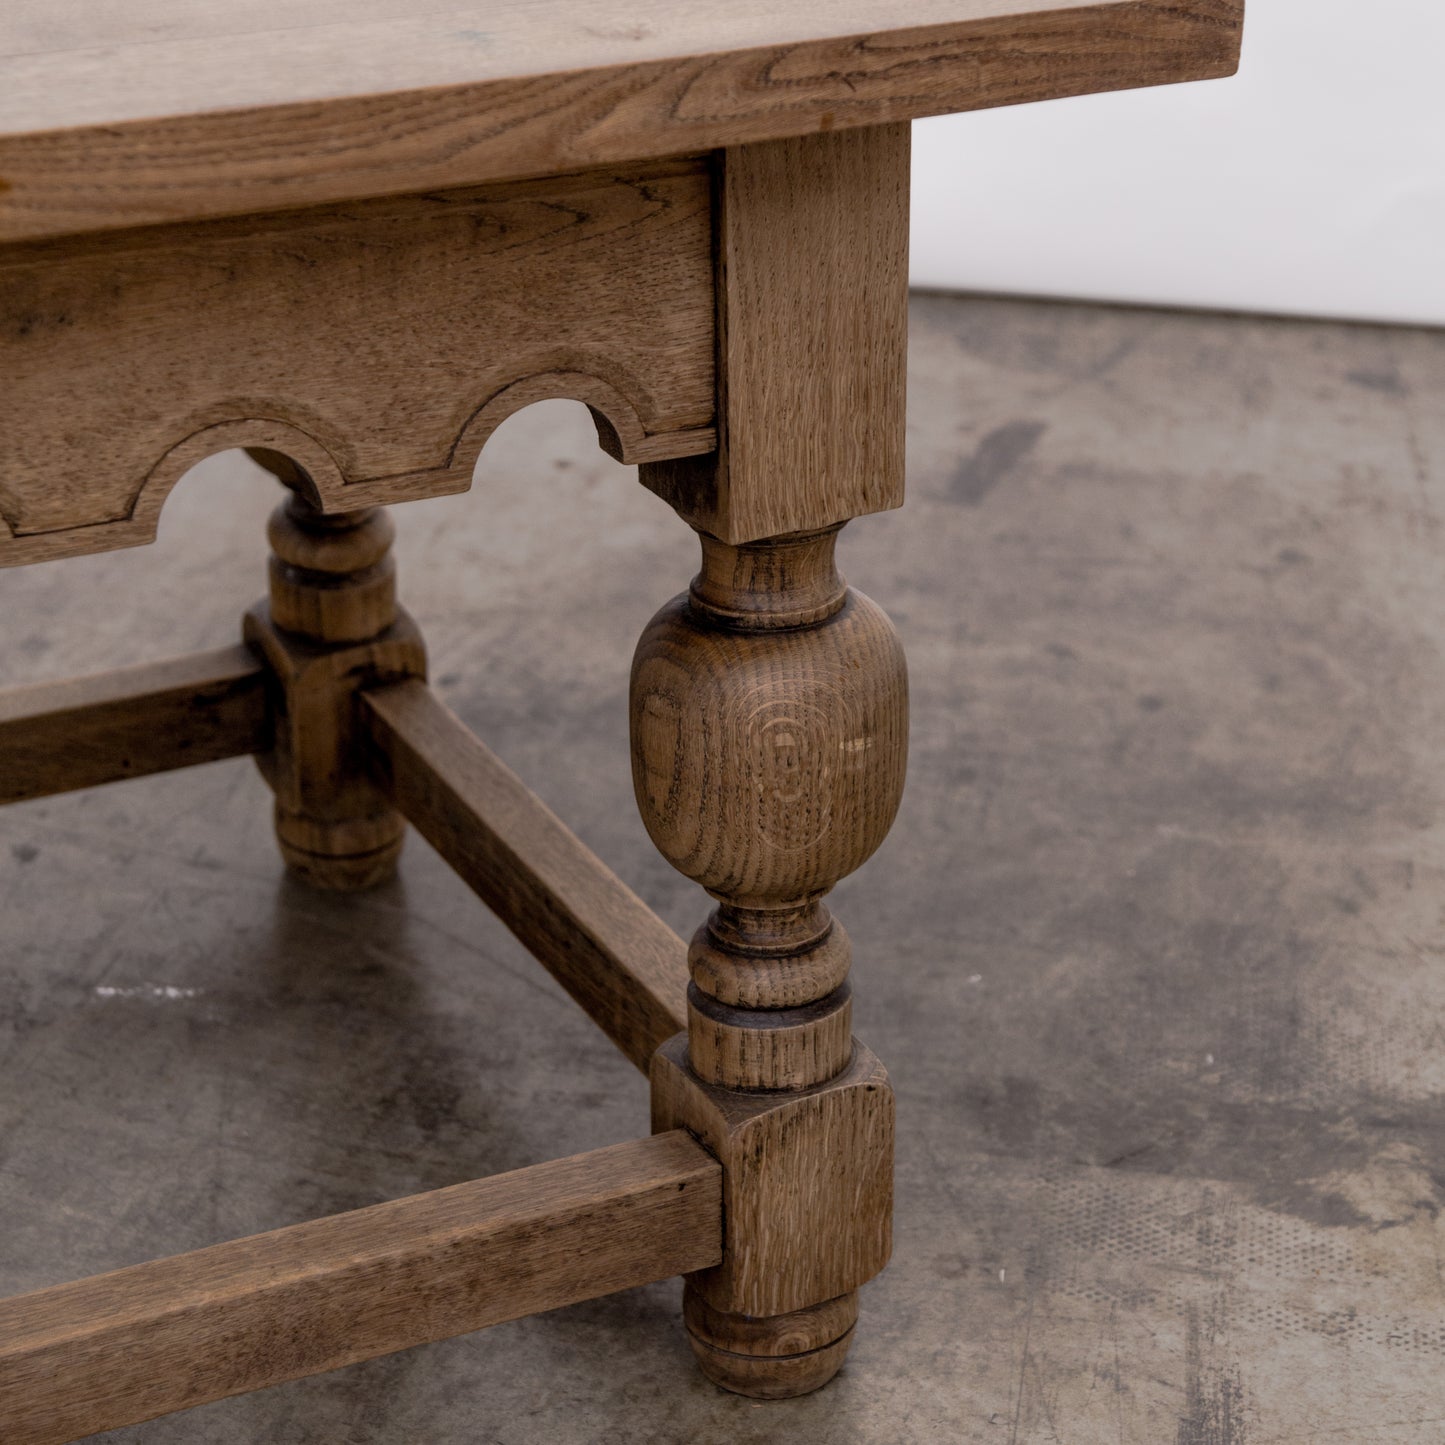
top-left (634, 524), bottom-right (906, 1398)
top-left (245, 488), bottom-right (425, 892)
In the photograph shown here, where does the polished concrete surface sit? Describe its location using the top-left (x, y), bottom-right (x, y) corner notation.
top-left (3, 293), bottom-right (1445, 1442)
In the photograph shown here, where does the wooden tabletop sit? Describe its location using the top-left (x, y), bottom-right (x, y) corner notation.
top-left (0, 0), bottom-right (1241, 242)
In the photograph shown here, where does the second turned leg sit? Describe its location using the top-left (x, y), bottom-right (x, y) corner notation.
top-left (634, 524), bottom-right (906, 1397)
top-left (245, 489), bottom-right (426, 891)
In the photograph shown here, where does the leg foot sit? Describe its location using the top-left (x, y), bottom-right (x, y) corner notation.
top-left (272, 804), bottom-right (405, 892)
top-left (684, 1287), bottom-right (858, 1399)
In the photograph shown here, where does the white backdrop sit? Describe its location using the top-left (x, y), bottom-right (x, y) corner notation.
top-left (910, 0), bottom-right (1445, 326)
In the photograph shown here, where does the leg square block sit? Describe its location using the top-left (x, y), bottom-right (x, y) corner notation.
top-left (650, 1034), bottom-right (893, 1319)
top-left (243, 600), bottom-right (425, 888)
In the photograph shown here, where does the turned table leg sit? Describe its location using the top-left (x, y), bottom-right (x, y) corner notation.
top-left (634, 524), bottom-right (906, 1397)
top-left (244, 487), bottom-right (426, 891)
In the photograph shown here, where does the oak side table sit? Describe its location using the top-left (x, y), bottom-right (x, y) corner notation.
top-left (0, 4), bottom-right (1242, 1438)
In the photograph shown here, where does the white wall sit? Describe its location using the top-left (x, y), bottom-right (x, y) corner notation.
top-left (910, 0), bottom-right (1445, 326)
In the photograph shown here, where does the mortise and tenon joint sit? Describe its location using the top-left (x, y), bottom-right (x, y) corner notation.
top-left (244, 490), bottom-right (426, 891)
top-left (0, 125), bottom-right (912, 1437)
top-left (0, 6), bottom-right (1244, 1429)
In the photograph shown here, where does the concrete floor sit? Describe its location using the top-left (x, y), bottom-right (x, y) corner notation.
top-left (3, 293), bottom-right (1445, 1442)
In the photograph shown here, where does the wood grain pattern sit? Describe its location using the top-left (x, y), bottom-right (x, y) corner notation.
top-left (0, 645), bottom-right (269, 805)
top-left (0, 1), bottom-right (1245, 241)
top-left (0, 1132), bottom-right (721, 1445)
top-left (630, 532), bottom-right (909, 912)
top-left (265, 498), bottom-right (398, 644)
top-left (686, 981), bottom-right (854, 1095)
top-left (652, 1038), bottom-right (893, 1319)
top-left (683, 1288), bottom-right (859, 1400)
top-left (0, 3), bottom-right (1248, 1421)
top-left (245, 495), bottom-right (427, 892)
top-left (0, 163), bottom-right (715, 567)
top-left (687, 901), bottom-right (853, 1009)
top-left (634, 524), bottom-right (906, 1394)
top-left (361, 678), bottom-right (690, 1072)
top-left (641, 125), bottom-right (910, 542)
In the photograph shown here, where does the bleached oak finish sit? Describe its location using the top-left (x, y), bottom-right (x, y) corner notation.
top-left (632, 527), bottom-right (909, 1089)
top-left (0, 163), bottom-right (715, 567)
top-left (0, 1), bottom-right (1245, 242)
top-left (683, 1289), bottom-right (861, 1399)
top-left (632, 121), bottom-right (912, 1394)
top-left (631, 530), bottom-right (909, 900)
top-left (245, 494), bottom-right (426, 891)
top-left (0, 0), bottom-right (1245, 1425)
top-left (641, 124), bottom-right (910, 543)
top-left (633, 523), bottom-right (906, 1395)
top-left (0, 1133), bottom-right (721, 1445)
top-left (0, 646), bottom-right (269, 805)
top-left (361, 678), bottom-right (689, 1073)
top-left (655, 1048), bottom-right (894, 1325)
